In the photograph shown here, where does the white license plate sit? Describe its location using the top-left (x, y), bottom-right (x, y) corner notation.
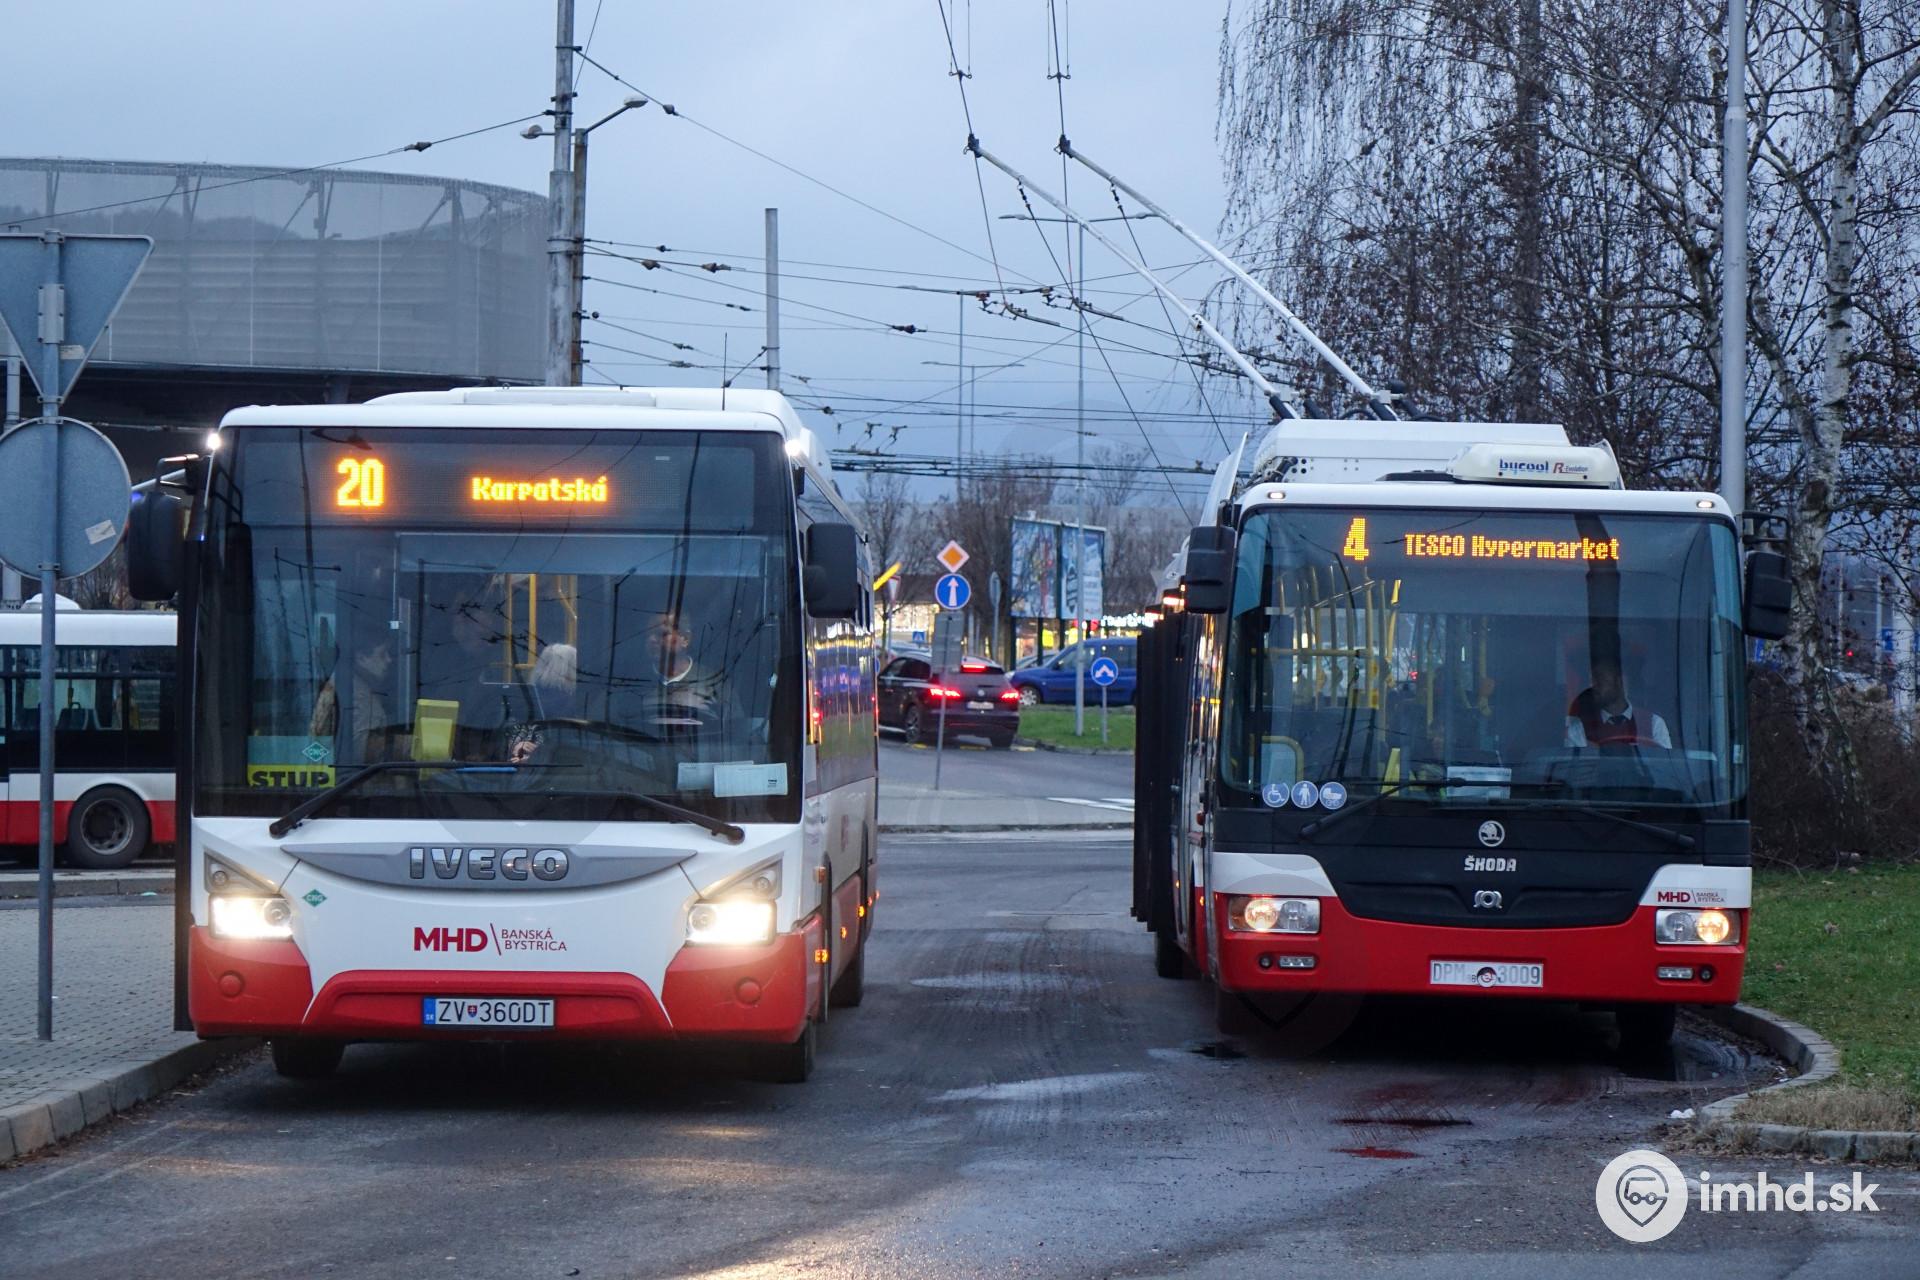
top-left (422, 997), bottom-right (555, 1028)
top-left (1429, 960), bottom-right (1545, 989)
top-left (967, 700), bottom-right (997, 710)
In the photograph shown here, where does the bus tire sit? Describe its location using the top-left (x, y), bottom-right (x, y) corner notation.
top-left (1153, 923), bottom-right (1192, 979)
top-left (829, 939), bottom-right (866, 1008)
top-left (758, 1021), bottom-right (817, 1083)
top-left (62, 786), bottom-right (150, 870)
top-left (1615, 1002), bottom-right (1677, 1053)
top-left (270, 1037), bottom-right (345, 1079)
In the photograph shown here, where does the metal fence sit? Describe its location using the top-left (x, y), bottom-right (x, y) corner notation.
top-left (1, 158), bottom-right (545, 382)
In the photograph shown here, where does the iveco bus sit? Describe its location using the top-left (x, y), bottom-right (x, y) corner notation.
top-left (130, 387), bottom-right (877, 1081)
top-left (1132, 420), bottom-right (1789, 1048)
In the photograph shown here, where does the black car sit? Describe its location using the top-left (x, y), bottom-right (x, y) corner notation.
top-left (877, 651), bottom-right (1020, 748)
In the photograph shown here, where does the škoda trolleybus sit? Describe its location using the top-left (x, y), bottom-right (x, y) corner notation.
top-left (1133, 418), bottom-right (1790, 1050)
top-left (129, 387), bottom-right (877, 1081)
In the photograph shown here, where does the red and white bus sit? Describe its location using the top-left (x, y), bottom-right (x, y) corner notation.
top-left (131, 387), bottom-right (877, 1080)
top-left (0, 607), bottom-right (176, 868)
top-left (1133, 420), bottom-right (1789, 1049)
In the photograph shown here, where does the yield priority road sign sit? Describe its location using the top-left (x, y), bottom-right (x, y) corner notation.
top-left (0, 233), bottom-right (154, 403)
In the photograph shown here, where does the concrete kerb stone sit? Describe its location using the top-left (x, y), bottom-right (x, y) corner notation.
top-left (0, 1037), bottom-right (256, 1165)
top-left (1691, 1002), bottom-right (1917, 1163)
top-left (0, 871), bottom-right (174, 900)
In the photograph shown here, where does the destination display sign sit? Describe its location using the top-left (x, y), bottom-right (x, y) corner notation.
top-left (1338, 514), bottom-right (1627, 566)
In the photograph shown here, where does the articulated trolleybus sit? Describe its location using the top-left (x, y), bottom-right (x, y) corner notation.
top-left (130, 387), bottom-right (877, 1081)
top-left (1133, 419), bottom-right (1791, 1049)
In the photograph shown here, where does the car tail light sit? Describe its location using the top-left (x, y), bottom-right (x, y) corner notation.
top-left (998, 688), bottom-right (1019, 703)
top-left (929, 685), bottom-right (962, 700)
top-left (961, 662), bottom-right (988, 672)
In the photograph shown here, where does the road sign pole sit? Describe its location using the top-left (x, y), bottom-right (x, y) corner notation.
top-left (1102, 684), bottom-right (1109, 744)
top-left (933, 689), bottom-right (947, 791)
top-left (34, 234), bottom-right (63, 1041)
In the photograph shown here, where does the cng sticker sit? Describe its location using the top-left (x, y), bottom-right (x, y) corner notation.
top-left (247, 764), bottom-right (336, 789)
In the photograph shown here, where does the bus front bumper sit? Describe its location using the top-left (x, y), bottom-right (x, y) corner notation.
top-left (1213, 895), bottom-right (1745, 1004)
top-left (187, 922), bottom-right (822, 1044)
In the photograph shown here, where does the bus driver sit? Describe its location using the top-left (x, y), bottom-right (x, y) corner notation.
top-left (1565, 653), bottom-right (1671, 749)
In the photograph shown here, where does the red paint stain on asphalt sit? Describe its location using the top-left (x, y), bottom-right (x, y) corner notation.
top-left (1333, 1146), bottom-right (1420, 1159)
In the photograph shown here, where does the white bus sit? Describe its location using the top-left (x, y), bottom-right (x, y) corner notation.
top-left (130, 387), bottom-right (878, 1081)
top-left (0, 608), bottom-right (177, 869)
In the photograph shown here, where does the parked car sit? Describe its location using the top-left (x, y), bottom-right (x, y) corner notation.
top-left (877, 652), bottom-right (1020, 748)
top-left (1007, 636), bottom-right (1138, 707)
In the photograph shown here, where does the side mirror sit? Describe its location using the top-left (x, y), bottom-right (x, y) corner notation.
top-left (803, 522), bottom-right (859, 619)
top-left (1743, 549), bottom-right (1791, 640)
top-left (1184, 525), bottom-right (1236, 614)
top-left (127, 488), bottom-right (187, 602)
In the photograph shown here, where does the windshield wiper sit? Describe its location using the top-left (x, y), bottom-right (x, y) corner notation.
top-left (1493, 800), bottom-right (1696, 851)
top-left (269, 760), bottom-right (503, 837)
top-left (269, 761), bottom-right (747, 844)
top-left (1296, 780), bottom-right (1452, 842)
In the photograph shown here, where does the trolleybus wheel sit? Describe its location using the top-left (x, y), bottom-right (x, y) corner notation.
top-left (829, 939), bottom-right (866, 1009)
top-left (1615, 1002), bottom-right (1677, 1053)
top-left (270, 1037), bottom-right (346, 1079)
top-left (62, 786), bottom-right (150, 870)
top-left (1153, 923), bottom-right (1193, 979)
top-left (758, 1021), bottom-right (817, 1083)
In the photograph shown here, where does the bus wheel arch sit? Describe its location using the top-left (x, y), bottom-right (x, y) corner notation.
top-left (62, 785), bottom-right (152, 870)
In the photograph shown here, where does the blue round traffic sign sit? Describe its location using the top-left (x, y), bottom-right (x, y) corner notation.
top-left (1088, 656), bottom-right (1120, 687)
top-left (935, 573), bottom-right (972, 610)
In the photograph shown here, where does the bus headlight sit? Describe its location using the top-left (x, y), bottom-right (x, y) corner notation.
top-left (1655, 908), bottom-right (1738, 946)
top-left (687, 900), bottom-right (776, 946)
top-left (1229, 895), bottom-right (1320, 934)
top-left (210, 895), bottom-right (294, 940)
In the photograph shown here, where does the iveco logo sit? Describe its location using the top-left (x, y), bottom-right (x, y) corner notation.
top-left (1472, 889), bottom-right (1505, 910)
top-left (1477, 820), bottom-right (1506, 848)
top-left (406, 847), bottom-right (571, 883)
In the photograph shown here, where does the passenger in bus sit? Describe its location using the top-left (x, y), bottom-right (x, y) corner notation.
top-left (309, 639), bottom-right (396, 763)
top-left (1565, 654), bottom-right (1671, 749)
top-left (420, 580), bottom-right (542, 762)
top-left (531, 642), bottom-right (579, 720)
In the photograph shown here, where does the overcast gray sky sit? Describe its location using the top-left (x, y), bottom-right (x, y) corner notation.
top-left (6, 1), bottom-right (1260, 507)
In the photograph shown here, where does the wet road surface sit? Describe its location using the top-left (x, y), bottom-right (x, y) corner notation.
top-left (1, 833), bottom-right (1914, 1278)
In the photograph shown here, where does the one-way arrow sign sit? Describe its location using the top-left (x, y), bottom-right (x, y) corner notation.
top-left (0, 232), bottom-right (153, 404)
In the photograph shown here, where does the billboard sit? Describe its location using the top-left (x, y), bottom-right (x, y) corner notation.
top-left (1008, 518), bottom-right (1106, 620)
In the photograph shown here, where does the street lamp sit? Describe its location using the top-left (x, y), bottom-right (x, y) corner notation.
top-left (525, 95), bottom-right (648, 385)
top-left (920, 359), bottom-right (1026, 466)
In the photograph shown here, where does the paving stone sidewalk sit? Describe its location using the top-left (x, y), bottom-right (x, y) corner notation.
top-left (0, 898), bottom-right (248, 1160)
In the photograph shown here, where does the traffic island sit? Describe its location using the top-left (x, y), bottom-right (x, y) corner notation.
top-left (1690, 863), bottom-right (1920, 1163)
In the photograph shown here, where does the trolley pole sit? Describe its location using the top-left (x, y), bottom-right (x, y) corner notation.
top-left (544, 0), bottom-right (576, 386)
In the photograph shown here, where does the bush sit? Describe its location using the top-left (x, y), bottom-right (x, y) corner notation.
top-left (1748, 669), bottom-right (1920, 867)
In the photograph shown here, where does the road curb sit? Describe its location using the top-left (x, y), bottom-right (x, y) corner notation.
top-left (880, 821), bottom-right (1129, 834)
top-left (1690, 1003), bottom-right (1917, 1161)
top-left (0, 871), bottom-right (174, 900)
top-left (1014, 737), bottom-right (1131, 757)
top-left (0, 1036), bottom-right (257, 1164)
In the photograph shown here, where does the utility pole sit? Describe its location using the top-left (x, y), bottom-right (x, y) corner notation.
top-left (955, 294), bottom-right (965, 499)
top-left (544, 0), bottom-right (576, 387)
top-left (1074, 221), bottom-right (1087, 737)
top-left (1721, 0), bottom-right (1748, 517)
top-left (568, 126), bottom-right (589, 384)
top-left (765, 208), bottom-right (780, 391)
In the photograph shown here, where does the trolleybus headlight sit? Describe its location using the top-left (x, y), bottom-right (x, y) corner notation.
top-left (209, 895), bottom-right (295, 940)
top-left (1655, 907), bottom-right (1738, 946)
top-left (687, 899), bottom-right (776, 946)
top-left (1229, 895), bottom-right (1320, 934)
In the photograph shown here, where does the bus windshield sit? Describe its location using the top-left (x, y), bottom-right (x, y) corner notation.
top-left (194, 427), bottom-right (801, 824)
top-left (1218, 506), bottom-right (1747, 816)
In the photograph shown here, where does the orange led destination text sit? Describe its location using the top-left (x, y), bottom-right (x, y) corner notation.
top-left (1403, 532), bottom-right (1620, 562)
top-left (469, 475), bottom-right (610, 505)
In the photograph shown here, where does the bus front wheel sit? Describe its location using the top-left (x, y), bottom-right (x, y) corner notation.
top-left (1615, 1002), bottom-right (1678, 1053)
top-left (62, 787), bottom-right (150, 870)
top-left (757, 1021), bottom-right (817, 1083)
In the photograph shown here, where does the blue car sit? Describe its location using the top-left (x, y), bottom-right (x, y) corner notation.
top-left (1009, 637), bottom-right (1137, 707)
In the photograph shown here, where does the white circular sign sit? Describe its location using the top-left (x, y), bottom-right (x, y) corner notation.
top-left (1594, 1148), bottom-right (1689, 1243)
top-left (1261, 782), bottom-right (1289, 808)
top-left (1291, 780), bottom-right (1320, 809)
top-left (1319, 781), bottom-right (1348, 810)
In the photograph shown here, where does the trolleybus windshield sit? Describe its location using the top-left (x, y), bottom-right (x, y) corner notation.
top-left (1218, 507), bottom-right (1746, 816)
top-left (194, 427), bottom-right (802, 825)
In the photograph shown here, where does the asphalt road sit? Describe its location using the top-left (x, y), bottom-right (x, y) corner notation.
top-left (1, 836), bottom-right (1914, 1279)
top-left (878, 734), bottom-right (1133, 801)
